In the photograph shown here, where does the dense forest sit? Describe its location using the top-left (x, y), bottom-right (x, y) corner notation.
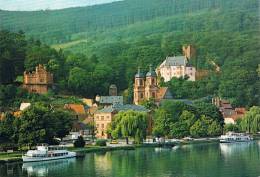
top-left (0, 0), bottom-right (259, 107)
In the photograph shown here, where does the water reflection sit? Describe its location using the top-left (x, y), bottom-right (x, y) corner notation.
top-left (94, 153), bottom-right (112, 174)
top-left (22, 158), bottom-right (76, 177)
top-left (0, 142), bottom-right (259, 177)
top-left (219, 141), bottom-right (254, 156)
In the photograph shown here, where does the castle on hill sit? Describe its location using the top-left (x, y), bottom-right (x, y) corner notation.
top-left (23, 64), bottom-right (53, 94)
top-left (156, 45), bottom-right (197, 82)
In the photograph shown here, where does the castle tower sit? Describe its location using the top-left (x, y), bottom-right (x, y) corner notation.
top-left (23, 64), bottom-right (53, 94)
top-left (134, 68), bottom-right (145, 105)
top-left (145, 65), bottom-right (158, 100)
top-left (182, 45), bottom-right (196, 60)
top-left (109, 84), bottom-right (117, 96)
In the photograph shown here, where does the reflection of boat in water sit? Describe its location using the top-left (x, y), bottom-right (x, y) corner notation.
top-left (154, 147), bottom-right (172, 152)
top-left (172, 146), bottom-right (179, 150)
top-left (22, 144), bottom-right (76, 162)
top-left (219, 132), bottom-right (253, 143)
top-left (22, 158), bottom-right (76, 177)
top-left (219, 142), bottom-right (253, 156)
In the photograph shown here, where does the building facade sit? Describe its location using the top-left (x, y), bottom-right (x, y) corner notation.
top-left (157, 56), bottom-right (196, 82)
top-left (134, 66), bottom-right (159, 105)
top-left (23, 64), bottom-right (53, 94)
top-left (212, 97), bottom-right (246, 124)
top-left (133, 66), bottom-right (173, 105)
top-left (94, 104), bottom-right (150, 139)
top-left (109, 84), bottom-right (118, 96)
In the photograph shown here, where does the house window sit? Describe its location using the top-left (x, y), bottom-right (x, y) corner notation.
top-left (140, 93), bottom-right (144, 99)
top-left (107, 116), bottom-right (110, 119)
top-left (152, 92), bottom-right (156, 98)
top-left (101, 116), bottom-right (104, 120)
top-left (152, 78), bottom-right (155, 85)
top-left (96, 116), bottom-right (99, 120)
top-left (101, 124), bottom-right (104, 128)
top-left (96, 124), bottom-right (99, 128)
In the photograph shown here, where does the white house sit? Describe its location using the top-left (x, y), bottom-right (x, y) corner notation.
top-left (157, 56), bottom-right (196, 82)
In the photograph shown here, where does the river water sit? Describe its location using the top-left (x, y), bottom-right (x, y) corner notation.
top-left (0, 141), bottom-right (259, 177)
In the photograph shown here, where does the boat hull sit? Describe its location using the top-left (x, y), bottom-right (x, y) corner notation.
top-left (220, 139), bottom-right (253, 143)
top-left (22, 153), bottom-right (76, 163)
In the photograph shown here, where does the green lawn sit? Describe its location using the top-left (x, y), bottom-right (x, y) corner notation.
top-left (0, 152), bottom-right (22, 160)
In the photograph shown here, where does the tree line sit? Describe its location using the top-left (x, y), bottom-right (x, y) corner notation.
top-left (0, 103), bottom-right (73, 149)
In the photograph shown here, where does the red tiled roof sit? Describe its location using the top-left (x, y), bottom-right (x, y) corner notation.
top-left (64, 104), bottom-right (86, 114)
top-left (235, 108), bottom-right (246, 114)
top-left (230, 114), bottom-right (244, 121)
top-left (157, 87), bottom-right (168, 99)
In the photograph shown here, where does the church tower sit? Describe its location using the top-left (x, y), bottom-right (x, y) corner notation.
top-left (145, 65), bottom-right (158, 100)
top-left (134, 68), bottom-right (145, 105)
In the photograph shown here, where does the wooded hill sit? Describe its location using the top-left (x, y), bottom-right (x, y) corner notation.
top-left (0, 0), bottom-right (258, 44)
top-left (0, 0), bottom-right (259, 107)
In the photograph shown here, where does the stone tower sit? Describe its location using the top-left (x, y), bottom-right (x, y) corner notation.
top-left (109, 84), bottom-right (117, 96)
top-left (134, 68), bottom-right (145, 105)
top-left (145, 65), bottom-right (158, 100)
top-left (23, 64), bottom-right (53, 94)
top-left (182, 45), bottom-right (196, 60)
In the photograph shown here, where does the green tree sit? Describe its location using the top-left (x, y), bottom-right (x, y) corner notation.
top-left (0, 113), bottom-right (15, 143)
top-left (110, 110), bottom-right (148, 144)
top-left (240, 106), bottom-right (260, 134)
top-left (224, 124), bottom-right (240, 133)
top-left (194, 102), bottom-right (223, 124)
top-left (170, 111), bottom-right (196, 138)
top-left (52, 109), bottom-right (74, 140)
top-left (152, 109), bottom-right (171, 137)
top-left (190, 118), bottom-right (208, 138)
top-left (18, 104), bottom-right (73, 146)
top-left (73, 136), bottom-right (86, 148)
top-left (140, 98), bottom-right (158, 111)
top-left (208, 121), bottom-right (222, 136)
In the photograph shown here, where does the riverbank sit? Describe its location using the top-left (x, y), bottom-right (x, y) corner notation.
top-left (0, 139), bottom-right (218, 163)
top-left (1, 137), bottom-right (258, 164)
top-left (0, 145), bottom-right (136, 164)
top-left (0, 152), bottom-right (22, 163)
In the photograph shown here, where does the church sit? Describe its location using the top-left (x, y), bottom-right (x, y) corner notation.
top-left (133, 65), bottom-right (173, 105)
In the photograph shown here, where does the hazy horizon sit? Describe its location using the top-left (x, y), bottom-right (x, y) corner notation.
top-left (0, 0), bottom-right (122, 11)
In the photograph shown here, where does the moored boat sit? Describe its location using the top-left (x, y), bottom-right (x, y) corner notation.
top-left (22, 144), bottom-right (76, 162)
top-left (219, 132), bottom-right (253, 143)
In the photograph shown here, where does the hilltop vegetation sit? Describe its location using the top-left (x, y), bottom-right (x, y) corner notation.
top-left (0, 0), bottom-right (258, 44)
top-left (0, 0), bottom-right (259, 107)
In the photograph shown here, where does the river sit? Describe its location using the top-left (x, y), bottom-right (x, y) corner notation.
top-left (0, 141), bottom-right (259, 177)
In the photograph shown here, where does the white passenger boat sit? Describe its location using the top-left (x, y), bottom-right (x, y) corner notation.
top-left (22, 144), bottom-right (76, 162)
top-left (219, 132), bottom-right (253, 143)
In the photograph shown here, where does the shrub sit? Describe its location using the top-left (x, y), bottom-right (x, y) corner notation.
top-left (95, 139), bottom-right (107, 146)
top-left (73, 136), bottom-right (86, 148)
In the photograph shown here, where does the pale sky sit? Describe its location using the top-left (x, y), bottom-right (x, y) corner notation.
top-left (0, 0), bottom-right (121, 11)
